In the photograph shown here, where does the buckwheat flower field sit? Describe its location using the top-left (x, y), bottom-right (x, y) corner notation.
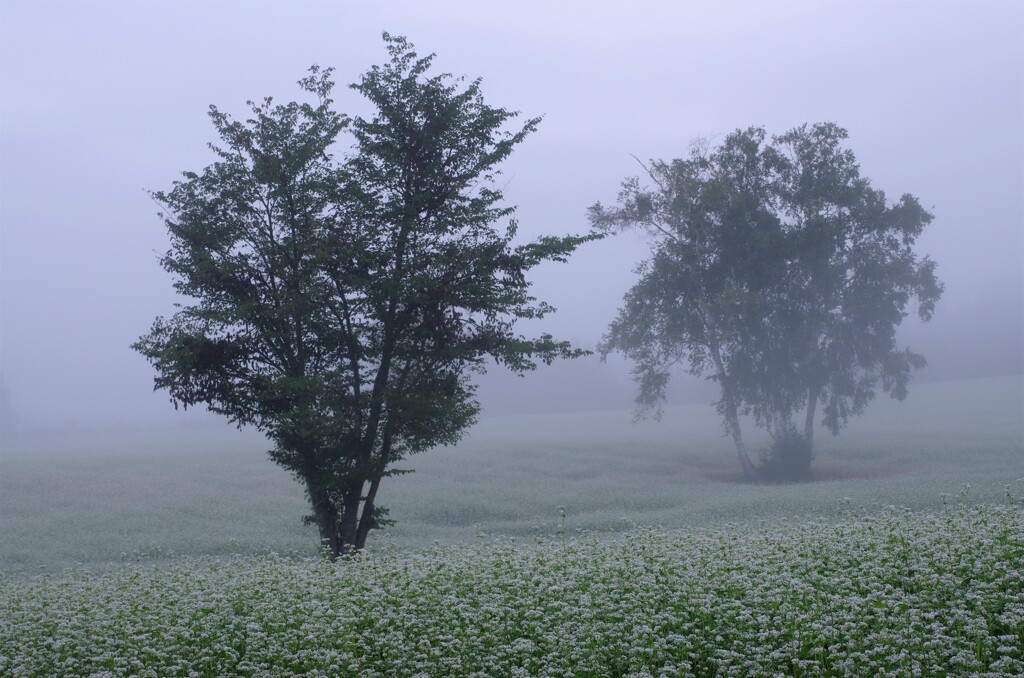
top-left (2, 377), bottom-right (1022, 676)
top-left (2, 502), bottom-right (1022, 677)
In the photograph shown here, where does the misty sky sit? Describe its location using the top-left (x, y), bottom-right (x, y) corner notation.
top-left (1, 1), bottom-right (1021, 434)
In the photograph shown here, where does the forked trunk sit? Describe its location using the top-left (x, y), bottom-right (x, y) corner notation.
top-left (317, 514), bottom-right (341, 562)
top-left (338, 487), bottom-right (362, 557)
top-left (803, 385), bottom-right (818, 451)
top-left (725, 403), bottom-right (757, 480)
top-left (708, 343), bottom-right (756, 480)
top-left (306, 477), bottom-right (341, 561)
top-left (355, 476), bottom-right (383, 550)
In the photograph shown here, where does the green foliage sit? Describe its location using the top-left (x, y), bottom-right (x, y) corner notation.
top-left (133, 34), bottom-right (594, 557)
top-left (592, 124), bottom-right (943, 478)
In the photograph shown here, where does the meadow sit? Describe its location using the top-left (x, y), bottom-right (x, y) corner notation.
top-left (2, 376), bottom-right (1021, 571)
top-left (1, 375), bottom-right (1022, 675)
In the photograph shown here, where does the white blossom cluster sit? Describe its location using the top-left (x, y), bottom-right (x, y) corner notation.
top-left (2, 503), bottom-right (1021, 677)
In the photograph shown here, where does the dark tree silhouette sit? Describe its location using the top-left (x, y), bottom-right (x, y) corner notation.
top-left (134, 35), bottom-right (593, 557)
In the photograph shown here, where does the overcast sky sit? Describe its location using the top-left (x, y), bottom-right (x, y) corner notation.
top-left (1, 0), bottom-right (1021, 434)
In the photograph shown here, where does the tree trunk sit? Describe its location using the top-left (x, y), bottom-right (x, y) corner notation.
top-left (725, 401), bottom-right (757, 480)
top-left (338, 486), bottom-right (362, 557)
top-left (306, 477), bottom-right (340, 561)
top-left (708, 343), bottom-right (757, 480)
top-left (355, 424), bottom-right (396, 550)
top-left (355, 476), bottom-right (382, 550)
top-left (803, 385), bottom-right (818, 450)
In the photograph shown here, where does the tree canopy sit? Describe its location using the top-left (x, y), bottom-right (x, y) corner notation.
top-left (591, 124), bottom-right (942, 480)
top-left (134, 34), bottom-right (593, 558)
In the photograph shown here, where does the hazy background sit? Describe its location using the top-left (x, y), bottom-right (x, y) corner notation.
top-left (1, 0), bottom-right (1021, 440)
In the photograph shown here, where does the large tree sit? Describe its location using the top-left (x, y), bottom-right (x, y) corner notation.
top-left (591, 124), bottom-right (942, 480)
top-left (134, 35), bottom-right (591, 558)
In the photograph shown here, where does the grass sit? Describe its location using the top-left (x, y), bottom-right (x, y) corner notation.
top-left (1, 375), bottom-right (1022, 571)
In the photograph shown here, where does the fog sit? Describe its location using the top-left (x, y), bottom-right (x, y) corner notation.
top-left (1, 0), bottom-right (1021, 438)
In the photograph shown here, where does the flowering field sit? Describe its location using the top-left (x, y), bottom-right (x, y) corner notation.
top-left (3, 501), bottom-right (1021, 677)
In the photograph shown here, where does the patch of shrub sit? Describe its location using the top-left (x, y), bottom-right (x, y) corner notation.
top-left (759, 425), bottom-right (813, 482)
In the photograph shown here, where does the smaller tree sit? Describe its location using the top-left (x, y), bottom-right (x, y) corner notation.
top-left (592, 124), bottom-right (942, 480)
top-left (590, 129), bottom-right (782, 478)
